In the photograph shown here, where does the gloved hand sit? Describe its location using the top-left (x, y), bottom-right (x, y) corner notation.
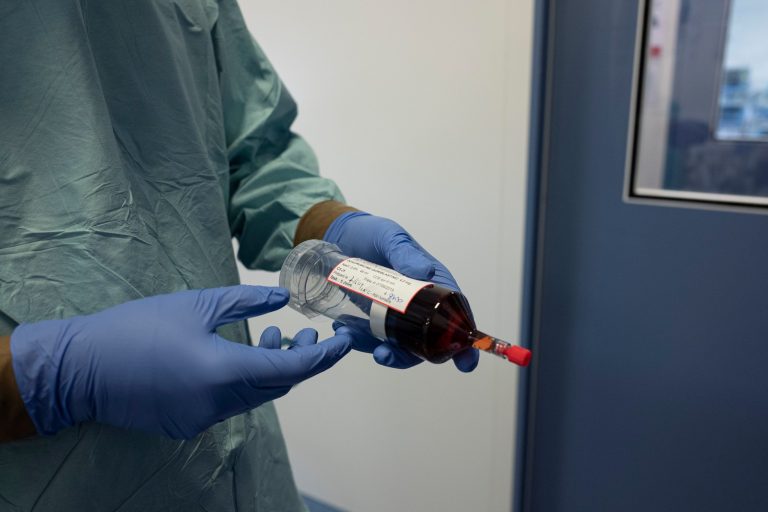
top-left (10, 286), bottom-right (352, 440)
top-left (324, 211), bottom-right (479, 372)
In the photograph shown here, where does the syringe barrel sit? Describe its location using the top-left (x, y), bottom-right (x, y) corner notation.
top-left (279, 240), bottom-right (377, 336)
top-left (281, 240), bottom-right (532, 367)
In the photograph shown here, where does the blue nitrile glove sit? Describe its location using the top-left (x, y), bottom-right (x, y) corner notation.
top-left (10, 286), bottom-right (352, 440)
top-left (324, 211), bottom-right (479, 372)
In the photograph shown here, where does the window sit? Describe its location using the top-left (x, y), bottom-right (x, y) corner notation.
top-left (628, 0), bottom-right (768, 208)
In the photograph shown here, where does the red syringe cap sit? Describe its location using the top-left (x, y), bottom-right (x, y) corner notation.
top-left (504, 346), bottom-right (532, 367)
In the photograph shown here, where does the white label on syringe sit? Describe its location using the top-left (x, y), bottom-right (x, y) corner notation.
top-left (326, 258), bottom-right (430, 314)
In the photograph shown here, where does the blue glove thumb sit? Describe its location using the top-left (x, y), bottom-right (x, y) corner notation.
top-left (197, 285), bottom-right (290, 329)
top-left (387, 241), bottom-right (436, 281)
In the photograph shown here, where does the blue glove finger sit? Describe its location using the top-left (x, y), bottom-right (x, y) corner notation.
top-left (429, 264), bottom-right (461, 292)
top-left (283, 333), bottom-right (352, 383)
top-left (399, 243), bottom-right (461, 291)
top-left (452, 347), bottom-right (480, 373)
top-left (333, 326), bottom-right (353, 337)
top-left (197, 285), bottom-right (289, 330)
top-left (224, 331), bottom-right (353, 388)
top-left (331, 317), bottom-right (371, 336)
top-left (373, 343), bottom-right (423, 369)
top-left (386, 239), bottom-right (435, 281)
top-left (289, 328), bottom-right (318, 348)
top-left (258, 326), bottom-right (282, 350)
top-left (334, 322), bottom-right (385, 353)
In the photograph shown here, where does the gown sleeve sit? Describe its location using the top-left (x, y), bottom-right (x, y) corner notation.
top-left (213, 0), bottom-right (345, 271)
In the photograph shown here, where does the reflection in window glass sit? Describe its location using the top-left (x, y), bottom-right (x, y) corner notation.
top-left (716, 0), bottom-right (768, 141)
top-left (632, 0), bottom-right (768, 207)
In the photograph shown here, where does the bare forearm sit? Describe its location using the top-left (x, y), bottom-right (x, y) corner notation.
top-left (0, 335), bottom-right (36, 442)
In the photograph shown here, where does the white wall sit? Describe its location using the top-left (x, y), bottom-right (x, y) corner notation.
top-left (236, 2), bottom-right (534, 511)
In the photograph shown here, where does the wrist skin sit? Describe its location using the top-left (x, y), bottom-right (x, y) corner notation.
top-left (294, 200), bottom-right (357, 246)
top-left (0, 334), bottom-right (37, 441)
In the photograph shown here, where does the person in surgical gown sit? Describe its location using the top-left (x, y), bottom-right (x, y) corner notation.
top-left (0, 1), bottom-right (479, 511)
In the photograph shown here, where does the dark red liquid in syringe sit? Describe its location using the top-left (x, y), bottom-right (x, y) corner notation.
top-left (384, 284), bottom-right (531, 366)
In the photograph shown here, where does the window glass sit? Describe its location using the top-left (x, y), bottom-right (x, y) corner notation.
top-left (631, 0), bottom-right (768, 207)
top-left (716, 0), bottom-right (768, 141)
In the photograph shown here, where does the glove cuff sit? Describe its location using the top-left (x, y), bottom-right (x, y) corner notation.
top-left (322, 210), bottom-right (371, 245)
top-left (10, 321), bottom-right (76, 436)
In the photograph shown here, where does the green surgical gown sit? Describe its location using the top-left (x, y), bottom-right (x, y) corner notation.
top-left (0, 1), bottom-right (343, 510)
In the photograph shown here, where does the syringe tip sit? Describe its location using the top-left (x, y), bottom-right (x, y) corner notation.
top-left (504, 346), bottom-right (532, 366)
